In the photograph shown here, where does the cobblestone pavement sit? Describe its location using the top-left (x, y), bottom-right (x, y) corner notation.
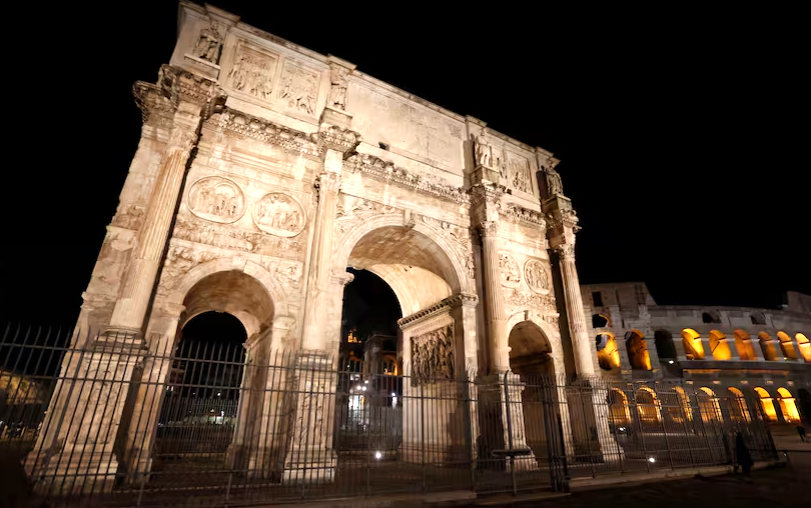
top-left (521, 452), bottom-right (811, 508)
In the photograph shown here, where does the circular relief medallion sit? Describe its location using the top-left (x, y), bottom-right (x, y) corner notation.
top-left (499, 253), bottom-right (521, 288)
top-left (187, 177), bottom-right (246, 224)
top-left (252, 193), bottom-right (306, 237)
top-left (524, 259), bottom-right (550, 294)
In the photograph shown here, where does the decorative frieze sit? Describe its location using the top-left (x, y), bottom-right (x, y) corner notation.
top-left (411, 324), bottom-right (455, 386)
top-left (398, 293), bottom-right (478, 330)
top-left (503, 288), bottom-right (556, 311)
top-left (172, 215), bottom-right (305, 259)
top-left (344, 153), bottom-right (469, 205)
top-left (503, 203), bottom-right (546, 229)
top-left (214, 109), bottom-right (321, 159)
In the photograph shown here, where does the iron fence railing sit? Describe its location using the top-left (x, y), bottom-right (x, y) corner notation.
top-left (0, 324), bottom-right (779, 507)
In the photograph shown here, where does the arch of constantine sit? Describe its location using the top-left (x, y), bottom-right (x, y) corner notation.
top-left (14, 2), bottom-right (800, 498)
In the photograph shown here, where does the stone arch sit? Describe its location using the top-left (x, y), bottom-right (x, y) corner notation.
top-left (177, 270), bottom-right (275, 338)
top-left (505, 312), bottom-right (562, 372)
top-left (167, 256), bottom-right (289, 320)
top-left (596, 332), bottom-right (620, 371)
top-left (625, 330), bottom-right (651, 370)
top-left (681, 328), bottom-right (705, 360)
top-left (591, 313), bottom-right (610, 328)
top-left (607, 389), bottom-right (630, 427)
top-left (673, 386), bottom-right (693, 421)
top-left (796, 333), bottom-right (811, 362)
top-left (727, 387), bottom-right (751, 422)
top-left (635, 387), bottom-right (661, 424)
top-left (702, 310), bottom-right (721, 324)
top-left (757, 332), bottom-right (779, 361)
top-left (506, 318), bottom-right (557, 377)
top-left (776, 387), bottom-right (801, 422)
top-left (733, 330), bottom-right (758, 360)
top-left (708, 330), bottom-right (732, 360)
top-left (333, 213), bottom-right (473, 298)
top-left (653, 330), bottom-right (677, 361)
top-left (776, 331), bottom-right (798, 360)
top-left (753, 386), bottom-right (778, 421)
top-left (697, 387), bottom-right (723, 422)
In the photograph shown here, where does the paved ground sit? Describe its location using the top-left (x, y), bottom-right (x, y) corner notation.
top-left (518, 451), bottom-right (811, 508)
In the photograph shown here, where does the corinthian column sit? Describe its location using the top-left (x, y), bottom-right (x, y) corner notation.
top-left (480, 221), bottom-right (510, 372)
top-left (555, 243), bottom-right (594, 376)
top-left (301, 165), bottom-right (342, 351)
top-left (108, 103), bottom-right (202, 335)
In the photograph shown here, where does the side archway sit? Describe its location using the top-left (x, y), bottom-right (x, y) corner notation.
top-left (727, 387), bottom-right (751, 422)
top-left (167, 256), bottom-right (289, 321)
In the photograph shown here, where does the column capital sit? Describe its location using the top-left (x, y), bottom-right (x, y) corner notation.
top-left (315, 171), bottom-right (342, 200)
top-left (546, 207), bottom-right (580, 231)
top-left (318, 125), bottom-right (361, 155)
top-left (554, 243), bottom-right (576, 260)
top-left (479, 220), bottom-right (500, 237)
top-left (330, 270), bottom-right (355, 287)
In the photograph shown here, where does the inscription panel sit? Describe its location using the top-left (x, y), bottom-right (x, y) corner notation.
top-left (348, 81), bottom-right (464, 174)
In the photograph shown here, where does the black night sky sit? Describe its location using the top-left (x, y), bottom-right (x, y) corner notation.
top-left (1, 2), bottom-right (807, 330)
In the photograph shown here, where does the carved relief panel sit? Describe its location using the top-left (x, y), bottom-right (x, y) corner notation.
top-left (187, 176), bottom-right (245, 224)
top-left (252, 193), bottom-right (306, 237)
top-left (499, 253), bottom-right (521, 288)
top-left (277, 60), bottom-right (319, 116)
top-left (411, 324), bottom-right (455, 386)
top-left (226, 41), bottom-right (279, 100)
top-left (508, 157), bottom-right (532, 194)
top-left (524, 258), bottom-right (551, 295)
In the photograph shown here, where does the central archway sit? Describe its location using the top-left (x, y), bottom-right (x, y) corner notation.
top-left (334, 219), bottom-right (473, 467)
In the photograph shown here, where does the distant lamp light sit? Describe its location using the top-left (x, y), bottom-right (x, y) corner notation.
top-left (364, 380), bottom-right (369, 384)
top-left (668, 360), bottom-right (675, 364)
top-left (375, 451), bottom-right (382, 460)
top-left (648, 457), bottom-right (656, 463)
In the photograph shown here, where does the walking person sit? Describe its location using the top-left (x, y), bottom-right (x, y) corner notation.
top-left (797, 424), bottom-right (807, 442)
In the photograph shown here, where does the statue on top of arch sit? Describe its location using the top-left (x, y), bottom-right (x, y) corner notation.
top-left (543, 158), bottom-right (563, 197)
top-left (192, 22), bottom-right (223, 63)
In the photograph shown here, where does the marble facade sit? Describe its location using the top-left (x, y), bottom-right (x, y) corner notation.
top-left (26, 1), bottom-right (613, 492)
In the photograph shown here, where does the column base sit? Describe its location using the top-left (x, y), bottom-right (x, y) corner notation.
top-left (25, 449), bottom-right (120, 495)
top-left (282, 450), bottom-right (336, 484)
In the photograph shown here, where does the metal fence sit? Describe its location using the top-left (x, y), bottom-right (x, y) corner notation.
top-left (0, 324), bottom-right (778, 507)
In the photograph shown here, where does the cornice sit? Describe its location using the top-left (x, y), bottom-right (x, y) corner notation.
top-left (398, 293), bottom-right (479, 329)
top-left (344, 153), bottom-right (470, 205)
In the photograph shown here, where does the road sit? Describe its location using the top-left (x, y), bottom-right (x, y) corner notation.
top-left (520, 451), bottom-right (810, 508)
